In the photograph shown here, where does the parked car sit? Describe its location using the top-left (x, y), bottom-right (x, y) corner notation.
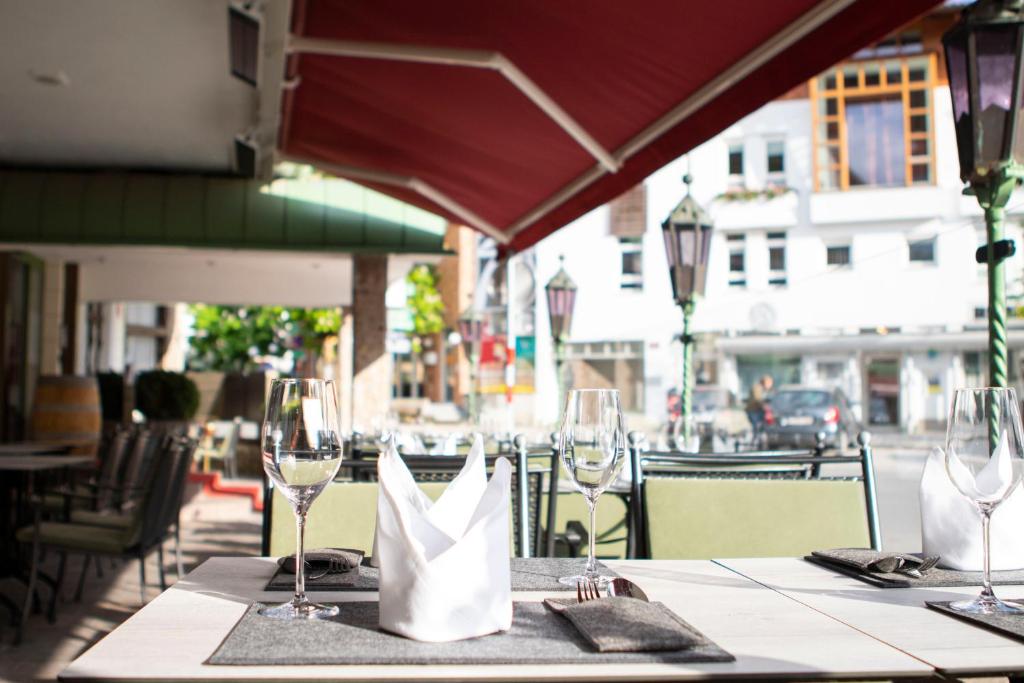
top-left (763, 386), bottom-right (860, 451)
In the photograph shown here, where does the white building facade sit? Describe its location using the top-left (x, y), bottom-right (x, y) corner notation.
top-left (531, 20), bottom-right (1024, 433)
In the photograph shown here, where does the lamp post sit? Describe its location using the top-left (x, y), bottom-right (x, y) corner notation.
top-left (458, 308), bottom-right (484, 424)
top-left (944, 0), bottom-right (1024, 394)
top-left (545, 256), bottom-right (577, 414)
top-left (661, 174), bottom-right (713, 443)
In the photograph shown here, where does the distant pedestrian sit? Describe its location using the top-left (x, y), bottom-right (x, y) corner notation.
top-left (746, 375), bottom-right (774, 443)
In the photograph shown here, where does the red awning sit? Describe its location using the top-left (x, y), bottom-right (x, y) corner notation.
top-left (280, 0), bottom-right (942, 252)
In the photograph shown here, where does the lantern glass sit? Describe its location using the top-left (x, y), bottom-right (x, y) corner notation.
top-left (977, 23), bottom-right (1019, 166)
top-left (946, 31), bottom-right (974, 178)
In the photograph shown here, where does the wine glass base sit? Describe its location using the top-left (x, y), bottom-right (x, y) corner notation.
top-left (557, 574), bottom-right (611, 588)
top-left (949, 595), bottom-right (1024, 615)
top-left (258, 600), bottom-right (339, 620)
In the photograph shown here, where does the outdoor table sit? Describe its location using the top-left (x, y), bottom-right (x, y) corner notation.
top-left (0, 441), bottom-right (76, 456)
top-left (719, 557), bottom-right (1024, 678)
top-left (58, 557), bottom-right (944, 681)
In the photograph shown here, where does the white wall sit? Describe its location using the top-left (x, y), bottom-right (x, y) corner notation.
top-left (531, 81), bottom-right (1024, 426)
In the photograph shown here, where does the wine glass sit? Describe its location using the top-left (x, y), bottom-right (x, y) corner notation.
top-left (260, 379), bottom-right (343, 620)
top-left (945, 387), bottom-right (1024, 614)
top-left (557, 389), bottom-right (626, 586)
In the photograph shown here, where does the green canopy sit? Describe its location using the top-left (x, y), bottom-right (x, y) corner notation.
top-left (0, 170), bottom-right (449, 254)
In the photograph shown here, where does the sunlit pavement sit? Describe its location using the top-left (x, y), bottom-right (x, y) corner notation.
top-left (0, 484), bottom-right (262, 682)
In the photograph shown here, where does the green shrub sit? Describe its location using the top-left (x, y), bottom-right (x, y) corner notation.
top-left (134, 370), bottom-right (200, 421)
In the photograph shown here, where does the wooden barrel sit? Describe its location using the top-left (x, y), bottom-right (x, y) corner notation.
top-left (30, 375), bottom-right (102, 455)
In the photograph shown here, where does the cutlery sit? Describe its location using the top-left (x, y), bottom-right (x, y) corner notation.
top-left (896, 555), bottom-right (940, 579)
top-left (576, 578), bottom-right (602, 603)
top-left (606, 577), bottom-right (651, 602)
top-left (306, 556), bottom-right (352, 581)
top-left (577, 577), bottom-right (652, 603)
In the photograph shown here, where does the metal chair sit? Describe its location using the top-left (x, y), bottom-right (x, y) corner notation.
top-left (14, 437), bottom-right (196, 643)
top-left (627, 431), bottom-right (881, 559)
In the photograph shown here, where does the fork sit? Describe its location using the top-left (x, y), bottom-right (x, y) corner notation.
top-left (576, 578), bottom-right (602, 603)
top-left (306, 556), bottom-right (351, 581)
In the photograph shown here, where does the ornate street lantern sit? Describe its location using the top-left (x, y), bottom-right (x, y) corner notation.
top-left (662, 174), bottom-right (713, 306)
top-left (457, 307), bottom-right (484, 424)
top-left (661, 174), bottom-right (713, 447)
top-left (944, 0), bottom-right (1024, 396)
top-left (545, 256), bottom-right (577, 411)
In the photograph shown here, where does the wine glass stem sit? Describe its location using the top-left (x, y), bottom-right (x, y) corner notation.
top-left (981, 509), bottom-right (994, 601)
top-left (585, 495), bottom-right (598, 577)
top-left (294, 508), bottom-right (307, 605)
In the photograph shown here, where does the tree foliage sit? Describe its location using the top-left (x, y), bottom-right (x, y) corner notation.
top-left (407, 264), bottom-right (445, 338)
top-left (188, 305), bottom-right (341, 372)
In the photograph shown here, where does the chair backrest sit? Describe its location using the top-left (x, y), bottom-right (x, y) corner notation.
top-left (95, 428), bottom-right (137, 510)
top-left (117, 430), bottom-right (162, 507)
top-left (629, 431), bottom-right (880, 559)
top-left (129, 437), bottom-right (195, 550)
top-left (262, 438), bottom-right (544, 558)
top-left (266, 480), bottom-right (450, 557)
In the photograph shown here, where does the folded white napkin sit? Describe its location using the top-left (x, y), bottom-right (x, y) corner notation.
top-left (429, 433), bottom-right (459, 456)
top-left (374, 434), bottom-right (513, 642)
top-left (920, 436), bottom-right (1024, 570)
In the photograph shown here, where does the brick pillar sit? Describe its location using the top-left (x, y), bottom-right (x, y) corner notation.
top-left (352, 255), bottom-right (391, 430)
top-left (437, 224), bottom-right (478, 408)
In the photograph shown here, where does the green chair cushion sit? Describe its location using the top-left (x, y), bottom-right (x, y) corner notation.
top-left (644, 477), bottom-right (870, 559)
top-left (268, 481), bottom-right (449, 557)
top-left (539, 490), bottom-right (629, 559)
top-left (70, 509), bottom-right (134, 529)
top-left (16, 521), bottom-right (128, 555)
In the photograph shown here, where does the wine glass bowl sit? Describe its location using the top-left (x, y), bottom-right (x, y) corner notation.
top-left (557, 389), bottom-right (626, 586)
top-left (259, 379), bottom-right (343, 620)
top-left (944, 387), bottom-right (1024, 615)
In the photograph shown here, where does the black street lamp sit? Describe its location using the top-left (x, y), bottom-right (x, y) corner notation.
top-left (457, 307), bottom-right (484, 424)
top-left (944, 0), bottom-right (1024, 396)
top-left (545, 255), bottom-right (577, 412)
top-left (661, 174), bottom-right (713, 444)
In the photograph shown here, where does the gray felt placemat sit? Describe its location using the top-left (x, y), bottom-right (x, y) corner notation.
top-left (264, 557), bottom-right (619, 592)
top-left (926, 601), bottom-right (1024, 642)
top-left (805, 555), bottom-right (1024, 588)
top-left (208, 601), bottom-right (734, 665)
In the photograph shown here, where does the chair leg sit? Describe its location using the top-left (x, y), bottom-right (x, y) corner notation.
top-left (174, 525), bottom-right (184, 578)
top-left (157, 545), bottom-right (167, 591)
top-left (137, 553), bottom-right (147, 605)
top-left (74, 555), bottom-right (92, 602)
top-left (17, 539), bottom-right (41, 645)
top-left (47, 552), bottom-right (67, 623)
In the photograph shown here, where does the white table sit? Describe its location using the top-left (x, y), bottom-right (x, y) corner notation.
top-left (59, 557), bottom-right (935, 681)
top-left (719, 557), bottom-right (1024, 678)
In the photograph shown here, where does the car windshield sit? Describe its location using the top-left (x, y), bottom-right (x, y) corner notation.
top-left (771, 390), bottom-right (831, 412)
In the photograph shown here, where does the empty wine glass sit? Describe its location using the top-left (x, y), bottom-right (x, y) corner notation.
top-left (260, 379), bottom-right (343, 620)
top-left (557, 389), bottom-right (626, 586)
top-left (945, 387), bottom-right (1024, 614)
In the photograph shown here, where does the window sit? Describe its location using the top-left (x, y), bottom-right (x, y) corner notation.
top-left (728, 143), bottom-right (744, 187)
top-left (727, 234), bottom-right (746, 287)
top-left (827, 245), bottom-right (852, 266)
top-left (619, 237), bottom-right (643, 290)
top-left (811, 55), bottom-right (935, 191)
top-left (909, 237), bottom-right (936, 263)
top-left (767, 231), bottom-right (787, 287)
top-left (766, 140), bottom-right (785, 185)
